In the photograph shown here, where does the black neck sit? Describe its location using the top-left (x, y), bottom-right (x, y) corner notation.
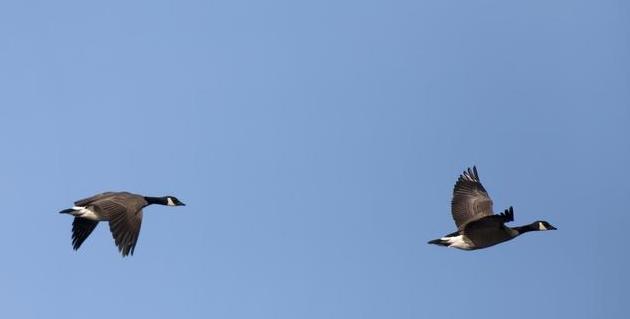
top-left (513, 223), bottom-right (538, 235)
top-left (144, 196), bottom-right (168, 206)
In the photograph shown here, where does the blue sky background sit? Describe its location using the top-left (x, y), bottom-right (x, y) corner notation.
top-left (0, 0), bottom-right (628, 318)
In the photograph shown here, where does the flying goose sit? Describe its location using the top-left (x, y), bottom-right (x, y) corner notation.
top-left (59, 192), bottom-right (185, 256)
top-left (428, 166), bottom-right (556, 250)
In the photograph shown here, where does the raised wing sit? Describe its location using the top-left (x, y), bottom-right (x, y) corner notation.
top-left (451, 166), bottom-right (494, 229)
top-left (71, 217), bottom-right (98, 250)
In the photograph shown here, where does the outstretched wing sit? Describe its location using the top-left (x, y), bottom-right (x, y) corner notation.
top-left (451, 166), bottom-right (494, 229)
top-left (108, 208), bottom-right (143, 257)
top-left (71, 218), bottom-right (98, 250)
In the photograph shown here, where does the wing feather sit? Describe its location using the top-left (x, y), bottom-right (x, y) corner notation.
top-left (71, 218), bottom-right (98, 250)
top-left (451, 166), bottom-right (494, 228)
top-left (108, 209), bottom-right (143, 257)
top-left (74, 192), bottom-right (117, 206)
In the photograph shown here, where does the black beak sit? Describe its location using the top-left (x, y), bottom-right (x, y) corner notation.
top-left (178, 202), bottom-right (186, 206)
top-left (548, 225), bottom-right (557, 230)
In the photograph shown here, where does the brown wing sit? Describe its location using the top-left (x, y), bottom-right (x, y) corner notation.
top-left (74, 192), bottom-right (118, 206)
top-left (86, 194), bottom-right (146, 256)
top-left (108, 208), bottom-right (143, 257)
top-left (71, 218), bottom-right (98, 250)
top-left (451, 166), bottom-right (494, 229)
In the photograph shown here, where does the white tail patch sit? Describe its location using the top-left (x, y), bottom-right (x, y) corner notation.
top-left (441, 235), bottom-right (473, 250)
top-left (72, 206), bottom-right (100, 221)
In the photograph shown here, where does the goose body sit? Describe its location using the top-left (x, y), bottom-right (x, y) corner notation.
top-left (59, 192), bottom-right (185, 256)
top-left (429, 167), bottom-right (556, 250)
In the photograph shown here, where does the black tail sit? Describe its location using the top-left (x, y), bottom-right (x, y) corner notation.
top-left (428, 238), bottom-right (448, 246)
top-left (59, 208), bottom-right (75, 214)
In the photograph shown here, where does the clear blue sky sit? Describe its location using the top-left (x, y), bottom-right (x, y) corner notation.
top-left (0, 1), bottom-right (628, 318)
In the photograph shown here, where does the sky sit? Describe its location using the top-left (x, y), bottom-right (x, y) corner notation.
top-left (0, 0), bottom-right (628, 318)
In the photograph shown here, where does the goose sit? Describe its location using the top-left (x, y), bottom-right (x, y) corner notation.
top-left (59, 192), bottom-right (185, 256)
top-left (428, 166), bottom-right (556, 250)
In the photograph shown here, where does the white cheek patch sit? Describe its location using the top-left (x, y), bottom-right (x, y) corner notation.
top-left (538, 222), bottom-right (548, 230)
top-left (166, 197), bottom-right (175, 206)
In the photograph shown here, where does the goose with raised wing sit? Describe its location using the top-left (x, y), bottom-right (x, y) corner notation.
top-left (428, 167), bottom-right (556, 250)
top-left (59, 192), bottom-right (185, 256)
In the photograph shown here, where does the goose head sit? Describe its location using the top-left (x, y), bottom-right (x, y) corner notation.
top-left (533, 220), bottom-right (556, 231)
top-left (165, 196), bottom-right (186, 206)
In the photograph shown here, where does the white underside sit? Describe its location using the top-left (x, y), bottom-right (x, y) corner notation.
top-left (442, 235), bottom-right (473, 250)
top-left (72, 206), bottom-right (102, 221)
